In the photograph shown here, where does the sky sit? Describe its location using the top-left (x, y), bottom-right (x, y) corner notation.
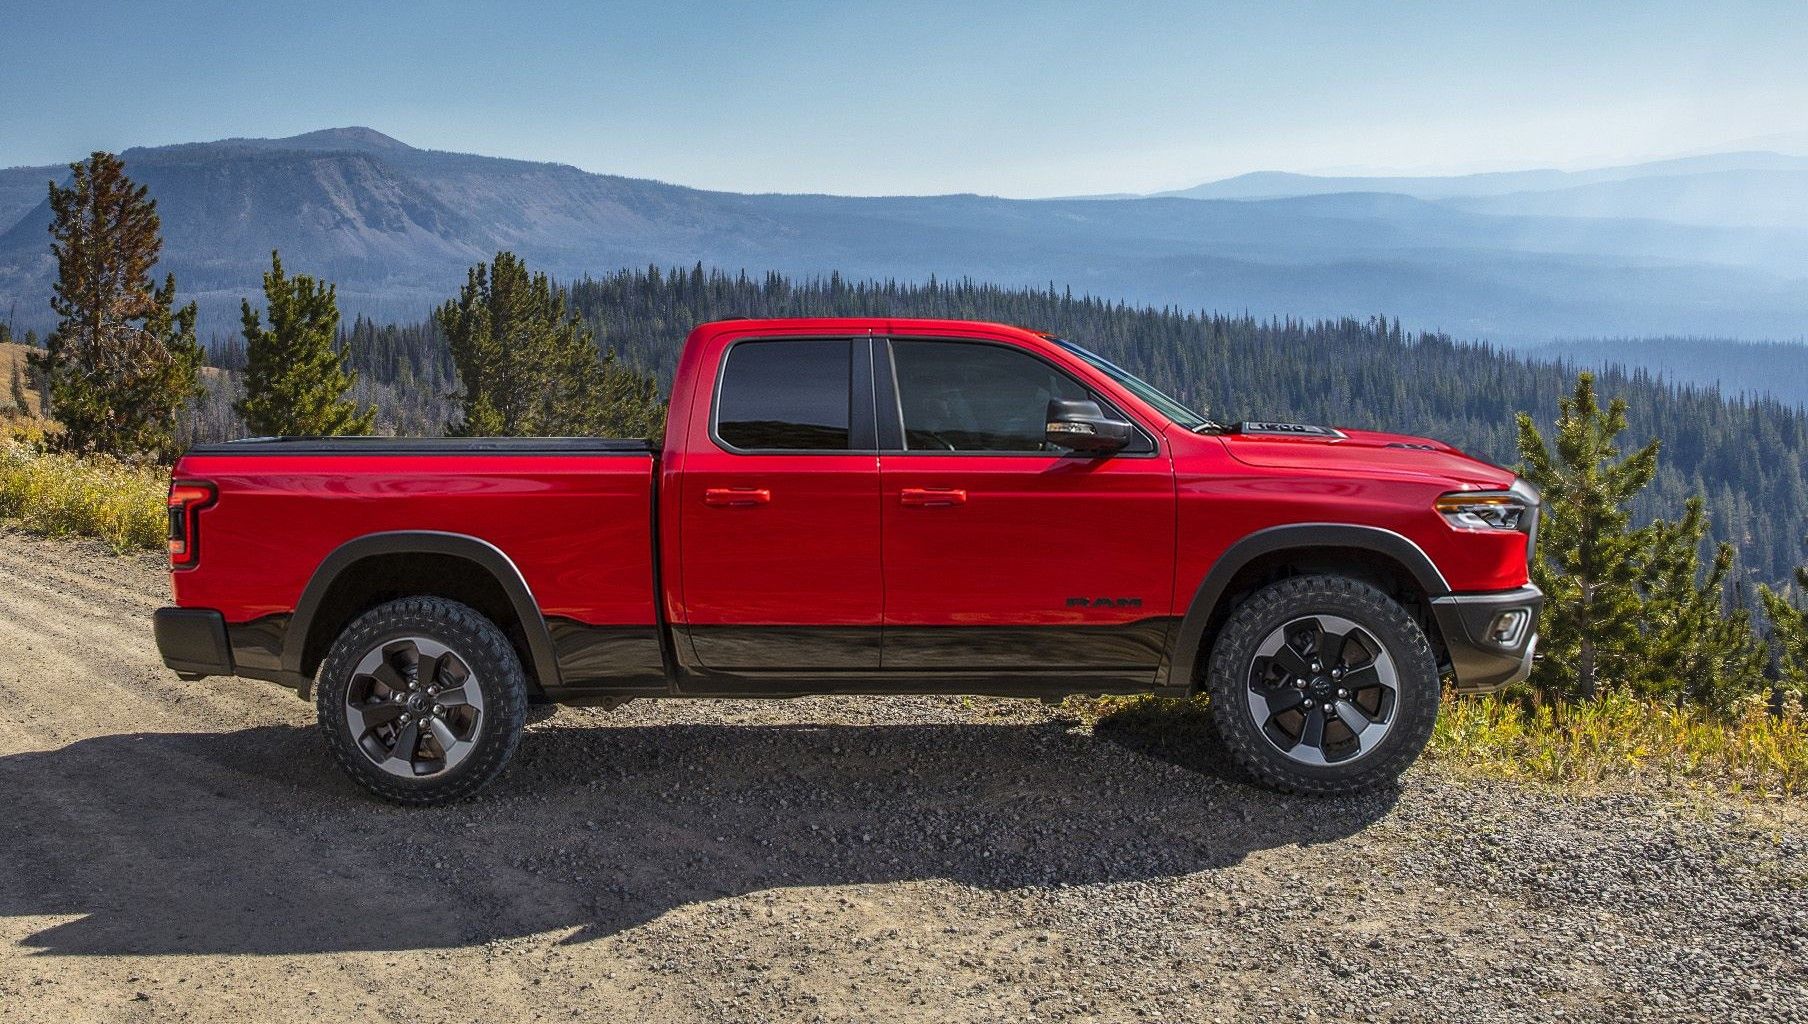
top-left (3, 0), bottom-right (1807, 197)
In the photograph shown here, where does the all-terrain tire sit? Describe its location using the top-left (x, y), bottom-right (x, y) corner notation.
top-left (1203, 574), bottom-right (1438, 796)
top-left (316, 596), bottom-right (528, 806)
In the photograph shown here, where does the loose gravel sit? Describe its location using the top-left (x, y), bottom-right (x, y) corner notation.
top-left (0, 527), bottom-right (1803, 1023)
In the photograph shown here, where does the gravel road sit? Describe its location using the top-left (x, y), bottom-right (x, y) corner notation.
top-left (0, 527), bottom-right (1804, 1023)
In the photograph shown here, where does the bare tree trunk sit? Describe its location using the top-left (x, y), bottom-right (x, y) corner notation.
top-left (1578, 635), bottom-right (1597, 700)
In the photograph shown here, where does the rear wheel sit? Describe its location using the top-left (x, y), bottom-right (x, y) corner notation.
top-left (1203, 574), bottom-right (1438, 795)
top-left (316, 596), bottom-right (527, 805)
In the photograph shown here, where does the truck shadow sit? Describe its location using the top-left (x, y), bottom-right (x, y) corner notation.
top-left (0, 714), bottom-right (1397, 956)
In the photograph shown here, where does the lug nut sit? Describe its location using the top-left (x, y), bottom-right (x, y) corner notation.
top-left (1302, 698), bottom-right (1315, 709)
top-left (433, 704), bottom-right (446, 716)
top-left (1310, 661), bottom-right (1323, 673)
top-left (1337, 689), bottom-right (1350, 699)
top-left (1331, 667), bottom-right (1344, 679)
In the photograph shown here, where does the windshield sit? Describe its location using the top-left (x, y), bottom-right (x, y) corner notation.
top-left (1053, 338), bottom-right (1219, 432)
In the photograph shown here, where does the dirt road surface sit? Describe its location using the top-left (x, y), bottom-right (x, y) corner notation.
top-left (1, 528), bottom-right (1804, 1023)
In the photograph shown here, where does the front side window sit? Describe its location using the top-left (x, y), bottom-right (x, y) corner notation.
top-left (716, 339), bottom-right (851, 450)
top-left (890, 340), bottom-right (1105, 452)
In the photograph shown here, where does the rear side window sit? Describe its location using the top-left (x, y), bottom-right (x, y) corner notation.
top-left (889, 340), bottom-right (1093, 452)
top-left (716, 339), bottom-right (851, 451)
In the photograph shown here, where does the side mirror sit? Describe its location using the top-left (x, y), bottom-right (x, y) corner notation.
top-left (1046, 399), bottom-right (1133, 454)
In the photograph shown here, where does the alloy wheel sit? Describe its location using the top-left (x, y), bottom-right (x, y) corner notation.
top-left (1245, 614), bottom-right (1399, 766)
top-left (344, 637), bottom-right (485, 778)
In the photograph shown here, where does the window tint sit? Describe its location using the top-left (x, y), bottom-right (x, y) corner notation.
top-left (889, 340), bottom-right (1093, 452)
top-left (716, 339), bottom-right (852, 450)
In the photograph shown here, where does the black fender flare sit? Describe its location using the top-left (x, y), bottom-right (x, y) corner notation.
top-left (1160, 523), bottom-right (1449, 692)
top-left (281, 530), bottom-right (562, 689)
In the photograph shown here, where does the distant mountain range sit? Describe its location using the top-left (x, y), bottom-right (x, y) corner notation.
top-left (1, 127), bottom-right (1805, 354)
top-left (1141, 151), bottom-right (1808, 204)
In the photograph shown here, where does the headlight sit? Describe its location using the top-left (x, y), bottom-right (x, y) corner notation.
top-left (1435, 491), bottom-right (1529, 531)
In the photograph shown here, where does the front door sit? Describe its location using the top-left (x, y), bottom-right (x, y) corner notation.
top-left (679, 336), bottom-right (882, 671)
top-left (877, 338), bottom-right (1176, 676)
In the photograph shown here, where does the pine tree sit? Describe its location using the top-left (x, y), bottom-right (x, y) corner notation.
top-left (1517, 373), bottom-right (1662, 698)
top-left (29, 152), bottom-right (202, 460)
top-left (9, 364), bottom-right (26, 415)
top-left (1632, 497), bottom-right (1763, 706)
top-left (1759, 554), bottom-right (1808, 692)
top-left (236, 251), bottom-right (373, 437)
top-left (436, 252), bottom-right (663, 437)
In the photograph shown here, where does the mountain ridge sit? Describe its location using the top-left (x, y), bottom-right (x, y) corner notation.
top-left (0, 128), bottom-right (1803, 350)
top-left (1144, 150), bottom-right (1808, 202)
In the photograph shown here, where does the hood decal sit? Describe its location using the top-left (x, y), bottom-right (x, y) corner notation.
top-left (1228, 420), bottom-right (1346, 439)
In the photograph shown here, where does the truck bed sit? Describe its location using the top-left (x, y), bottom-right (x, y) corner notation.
top-left (170, 437), bottom-right (663, 693)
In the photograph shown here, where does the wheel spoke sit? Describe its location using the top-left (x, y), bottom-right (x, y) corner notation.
top-left (354, 700), bottom-right (406, 728)
top-left (1259, 687), bottom-right (1306, 718)
top-left (1333, 699), bottom-right (1375, 738)
top-left (433, 682), bottom-right (475, 709)
top-left (386, 720), bottom-right (422, 772)
top-left (1310, 621), bottom-right (1348, 666)
top-left (1268, 644), bottom-right (1312, 679)
top-left (427, 717), bottom-right (463, 755)
top-left (415, 652), bottom-right (446, 690)
top-left (369, 659), bottom-right (408, 694)
top-left (1295, 706), bottom-right (1327, 751)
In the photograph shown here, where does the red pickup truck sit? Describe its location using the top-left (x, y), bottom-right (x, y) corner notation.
top-left (154, 317), bottom-right (1540, 804)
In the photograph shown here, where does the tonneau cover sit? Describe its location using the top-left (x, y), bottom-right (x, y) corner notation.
top-left (185, 436), bottom-right (653, 455)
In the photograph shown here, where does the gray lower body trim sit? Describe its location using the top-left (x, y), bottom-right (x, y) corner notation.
top-left (1431, 585), bottom-right (1544, 693)
top-left (153, 608), bottom-right (234, 678)
top-left (546, 619), bottom-right (668, 692)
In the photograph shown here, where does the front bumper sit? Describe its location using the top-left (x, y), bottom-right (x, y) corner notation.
top-left (1430, 584), bottom-right (1542, 693)
top-left (153, 607), bottom-right (234, 679)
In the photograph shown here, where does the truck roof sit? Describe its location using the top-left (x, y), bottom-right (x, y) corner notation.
top-left (690, 317), bottom-right (1052, 340)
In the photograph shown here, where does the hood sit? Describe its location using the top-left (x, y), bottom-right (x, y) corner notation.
top-left (1217, 421), bottom-right (1515, 488)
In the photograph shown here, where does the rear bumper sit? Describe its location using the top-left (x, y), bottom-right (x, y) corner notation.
top-left (1430, 585), bottom-right (1543, 693)
top-left (153, 607), bottom-right (234, 679)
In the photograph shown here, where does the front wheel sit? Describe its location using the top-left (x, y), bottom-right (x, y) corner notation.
top-left (1203, 574), bottom-right (1439, 796)
top-left (316, 596), bottom-right (528, 805)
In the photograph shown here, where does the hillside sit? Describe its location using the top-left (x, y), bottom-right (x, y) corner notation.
top-left (0, 342), bottom-right (43, 416)
top-left (2, 128), bottom-right (1806, 349)
top-left (1533, 338), bottom-right (1808, 410)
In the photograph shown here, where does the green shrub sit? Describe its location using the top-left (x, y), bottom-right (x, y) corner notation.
top-left (0, 441), bottom-right (166, 552)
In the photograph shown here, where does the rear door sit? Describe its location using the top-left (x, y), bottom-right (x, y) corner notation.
top-left (678, 336), bottom-right (883, 670)
top-left (877, 338), bottom-right (1176, 676)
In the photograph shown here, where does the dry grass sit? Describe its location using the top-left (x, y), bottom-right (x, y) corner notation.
top-left (0, 440), bottom-right (166, 552)
top-left (1428, 689), bottom-right (1808, 797)
top-left (1069, 688), bottom-right (1808, 798)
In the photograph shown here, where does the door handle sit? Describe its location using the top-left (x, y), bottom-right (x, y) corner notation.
top-left (900, 487), bottom-right (967, 507)
top-left (703, 487), bottom-right (770, 507)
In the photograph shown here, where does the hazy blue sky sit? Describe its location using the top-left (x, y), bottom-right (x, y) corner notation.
top-left (3, 1), bottom-right (1806, 196)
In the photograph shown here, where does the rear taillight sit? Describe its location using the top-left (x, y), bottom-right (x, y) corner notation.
top-left (167, 481), bottom-right (216, 568)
